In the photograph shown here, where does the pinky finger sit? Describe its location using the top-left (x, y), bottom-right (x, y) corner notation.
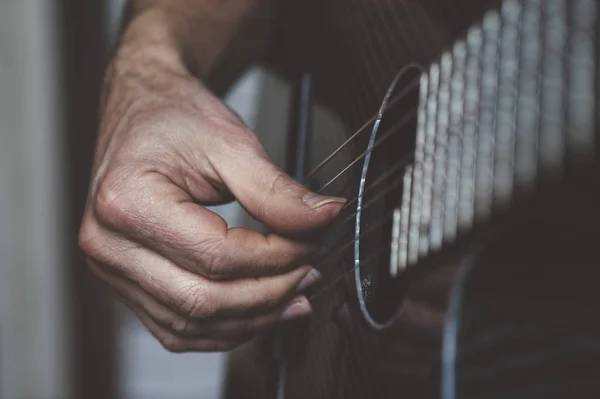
top-left (106, 283), bottom-right (250, 353)
top-left (134, 305), bottom-right (251, 353)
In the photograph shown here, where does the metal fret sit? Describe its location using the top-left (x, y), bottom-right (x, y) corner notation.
top-left (458, 26), bottom-right (483, 232)
top-left (474, 12), bottom-right (501, 222)
top-left (430, 52), bottom-right (453, 251)
top-left (493, 0), bottom-right (521, 208)
top-left (514, 0), bottom-right (542, 192)
top-left (443, 42), bottom-right (467, 242)
top-left (419, 64), bottom-right (441, 256)
top-left (407, 73), bottom-right (429, 265)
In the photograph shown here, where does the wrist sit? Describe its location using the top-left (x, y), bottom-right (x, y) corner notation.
top-left (112, 9), bottom-right (191, 80)
top-left (103, 9), bottom-right (212, 115)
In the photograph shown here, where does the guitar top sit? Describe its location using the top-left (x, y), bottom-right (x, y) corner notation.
top-left (225, 1), bottom-right (600, 398)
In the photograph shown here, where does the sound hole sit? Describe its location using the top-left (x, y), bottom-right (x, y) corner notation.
top-left (355, 66), bottom-right (421, 328)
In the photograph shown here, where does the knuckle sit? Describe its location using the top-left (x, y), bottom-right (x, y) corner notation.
top-left (177, 283), bottom-right (217, 319)
top-left (268, 171), bottom-right (294, 197)
top-left (94, 172), bottom-right (138, 228)
top-left (158, 332), bottom-right (187, 353)
top-left (230, 129), bottom-right (263, 153)
top-left (212, 125), bottom-right (267, 165)
top-left (78, 221), bottom-right (107, 262)
top-left (169, 316), bottom-right (191, 335)
top-left (192, 237), bottom-right (227, 280)
top-left (257, 170), bottom-right (295, 221)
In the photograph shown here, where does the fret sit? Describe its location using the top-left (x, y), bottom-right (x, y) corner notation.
top-left (514, 0), bottom-right (542, 192)
top-left (493, 0), bottom-right (521, 209)
top-left (474, 12), bottom-right (501, 222)
top-left (389, 207), bottom-right (401, 278)
top-left (458, 26), bottom-right (483, 232)
top-left (429, 52), bottom-right (453, 251)
top-left (397, 165), bottom-right (413, 272)
top-left (443, 41), bottom-right (467, 242)
top-left (419, 63), bottom-right (441, 257)
top-left (407, 73), bottom-right (430, 265)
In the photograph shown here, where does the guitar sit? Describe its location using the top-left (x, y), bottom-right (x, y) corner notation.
top-left (224, 0), bottom-right (600, 398)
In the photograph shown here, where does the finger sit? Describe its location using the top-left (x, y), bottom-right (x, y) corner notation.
top-left (208, 132), bottom-right (347, 235)
top-left (127, 299), bottom-right (247, 353)
top-left (92, 262), bottom-right (311, 338)
top-left (91, 172), bottom-right (318, 279)
top-left (197, 295), bottom-right (312, 338)
top-left (82, 227), bottom-right (321, 319)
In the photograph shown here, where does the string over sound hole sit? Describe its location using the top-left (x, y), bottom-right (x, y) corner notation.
top-left (354, 65), bottom-right (422, 329)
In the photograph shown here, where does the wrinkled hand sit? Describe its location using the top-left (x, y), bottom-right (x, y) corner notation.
top-left (78, 65), bottom-right (345, 352)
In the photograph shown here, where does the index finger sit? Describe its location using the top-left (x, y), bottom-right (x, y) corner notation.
top-left (93, 173), bottom-right (316, 279)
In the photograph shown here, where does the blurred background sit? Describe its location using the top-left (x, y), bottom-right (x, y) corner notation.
top-left (0, 1), bottom-right (292, 398)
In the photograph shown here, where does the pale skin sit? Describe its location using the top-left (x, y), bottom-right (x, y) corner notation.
top-left (78, 0), bottom-right (346, 352)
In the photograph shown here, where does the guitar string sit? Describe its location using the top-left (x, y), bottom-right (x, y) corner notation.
top-left (315, 107), bottom-right (418, 193)
top-left (305, 75), bottom-right (420, 182)
top-left (311, 150), bottom-right (413, 242)
top-left (305, 136), bottom-right (417, 274)
top-left (293, 3), bottom-right (443, 307)
top-left (306, 0), bottom-right (434, 181)
top-left (343, 151), bottom-right (414, 210)
top-left (300, 7), bottom-right (446, 341)
top-left (308, 242), bottom-right (394, 303)
top-left (300, 109), bottom-right (419, 275)
top-left (304, 2), bottom-right (434, 195)
top-left (296, 81), bottom-right (422, 277)
top-left (311, 0), bottom-right (436, 203)
top-left (312, 205), bottom-right (398, 273)
top-left (303, 0), bottom-right (505, 309)
top-left (348, 0), bottom-right (388, 89)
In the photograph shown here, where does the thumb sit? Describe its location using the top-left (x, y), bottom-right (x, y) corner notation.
top-left (212, 142), bottom-right (346, 235)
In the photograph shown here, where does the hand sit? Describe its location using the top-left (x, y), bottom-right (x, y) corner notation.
top-left (78, 60), bottom-right (346, 352)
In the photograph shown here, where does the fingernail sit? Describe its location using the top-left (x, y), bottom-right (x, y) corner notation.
top-left (296, 268), bottom-right (322, 292)
top-left (302, 192), bottom-right (347, 209)
top-left (281, 296), bottom-right (312, 320)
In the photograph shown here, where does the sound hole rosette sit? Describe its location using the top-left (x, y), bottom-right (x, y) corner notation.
top-left (354, 64), bottom-right (424, 330)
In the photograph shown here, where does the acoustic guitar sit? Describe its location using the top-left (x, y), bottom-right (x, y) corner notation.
top-left (224, 0), bottom-right (600, 398)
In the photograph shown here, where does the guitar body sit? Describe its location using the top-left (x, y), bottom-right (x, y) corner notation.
top-left (224, 1), bottom-right (600, 398)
